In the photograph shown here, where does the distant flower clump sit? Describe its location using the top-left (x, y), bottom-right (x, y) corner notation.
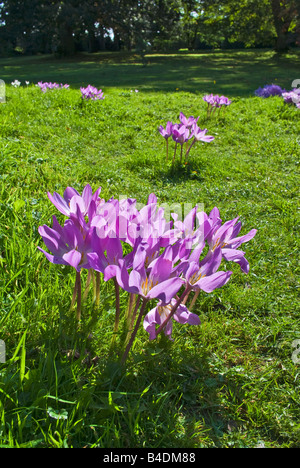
top-left (80, 85), bottom-right (104, 101)
top-left (11, 80), bottom-right (21, 87)
top-left (255, 83), bottom-right (300, 109)
top-left (282, 88), bottom-right (300, 109)
top-left (37, 81), bottom-right (70, 92)
top-left (203, 94), bottom-right (232, 117)
top-left (254, 84), bottom-right (285, 98)
top-left (159, 112), bottom-right (214, 164)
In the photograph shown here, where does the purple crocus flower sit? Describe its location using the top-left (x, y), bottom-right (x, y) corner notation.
top-left (171, 124), bottom-right (192, 163)
top-left (38, 216), bottom-right (94, 271)
top-left (203, 93), bottom-right (231, 117)
top-left (219, 95), bottom-right (232, 106)
top-left (185, 124), bottom-right (214, 159)
top-left (158, 121), bottom-right (173, 139)
top-left (47, 184), bottom-right (102, 220)
top-left (171, 124), bottom-right (190, 145)
top-left (183, 246), bottom-right (233, 293)
top-left (179, 112), bottom-right (199, 128)
top-left (191, 124), bottom-right (215, 143)
top-left (111, 250), bottom-right (184, 304)
top-left (37, 81), bottom-right (69, 92)
top-left (203, 94), bottom-right (217, 106)
top-left (207, 210), bottom-right (257, 273)
top-left (87, 235), bottom-right (125, 280)
top-left (282, 89), bottom-right (300, 105)
top-left (143, 299), bottom-right (200, 340)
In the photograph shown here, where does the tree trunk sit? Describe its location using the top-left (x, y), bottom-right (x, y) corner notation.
top-left (88, 29), bottom-right (99, 53)
top-left (271, 0), bottom-right (290, 51)
top-left (58, 23), bottom-right (75, 56)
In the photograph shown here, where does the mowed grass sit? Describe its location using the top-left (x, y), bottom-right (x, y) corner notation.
top-left (0, 50), bottom-right (300, 448)
top-left (1, 48), bottom-right (300, 95)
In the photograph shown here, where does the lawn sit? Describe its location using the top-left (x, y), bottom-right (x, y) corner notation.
top-left (0, 49), bottom-right (299, 448)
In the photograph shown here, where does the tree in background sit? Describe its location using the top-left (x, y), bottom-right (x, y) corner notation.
top-left (0, 0), bottom-right (298, 55)
top-left (271, 0), bottom-right (300, 51)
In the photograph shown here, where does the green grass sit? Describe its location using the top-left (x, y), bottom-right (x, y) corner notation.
top-left (0, 50), bottom-right (300, 448)
top-left (1, 48), bottom-right (300, 95)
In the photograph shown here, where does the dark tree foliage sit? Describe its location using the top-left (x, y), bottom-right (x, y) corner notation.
top-left (0, 0), bottom-right (298, 56)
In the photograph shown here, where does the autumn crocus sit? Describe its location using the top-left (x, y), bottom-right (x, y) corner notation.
top-left (37, 82), bottom-right (69, 92)
top-left (185, 124), bottom-right (215, 160)
top-left (183, 247), bottom-right (232, 293)
top-left (143, 299), bottom-right (200, 340)
top-left (117, 250), bottom-right (184, 363)
top-left (282, 89), bottom-right (300, 107)
top-left (38, 216), bottom-right (95, 320)
top-left (254, 84), bottom-right (284, 98)
top-left (203, 94), bottom-right (232, 117)
top-left (38, 217), bottom-right (93, 271)
top-left (47, 184), bottom-right (102, 221)
top-left (80, 85), bottom-right (104, 101)
top-left (160, 113), bottom-right (215, 164)
top-left (219, 96), bottom-right (232, 106)
top-left (11, 80), bottom-right (21, 87)
top-left (179, 112), bottom-right (199, 128)
top-left (39, 186), bottom-right (258, 363)
top-left (171, 124), bottom-right (191, 163)
top-left (112, 252), bottom-right (183, 304)
top-left (207, 208), bottom-right (257, 274)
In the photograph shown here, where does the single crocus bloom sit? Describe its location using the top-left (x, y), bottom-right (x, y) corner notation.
top-left (219, 95), bottom-right (232, 106)
top-left (143, 299), bottom-right (200, 340)
top-left (38, 216), bottom-right (94, 271)
top-left (179, 112), bottom-right (199, 128)
top-left (191, 124), bottom-right (215, 143)
top-left (171, 124), bottom-right (190, 145)
top-left (159, 121), bottom-right (173, 139)
top-left (47, 184), bottom-right (102, 219)
top-left (282, 89), bottom-right (300, 105)
top-left (112, 251), bottom-right (184, 304)
top-left (207, 214), bottom-right (257, 273)
top-left (184, 247), bottom-right (232, 293)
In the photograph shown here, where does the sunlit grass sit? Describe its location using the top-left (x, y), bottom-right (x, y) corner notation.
top-left (0, 53), bottom-right (299, 447)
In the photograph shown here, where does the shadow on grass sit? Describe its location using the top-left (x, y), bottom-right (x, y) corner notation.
top-left (124, 155), bottom-right (207, 185)
top-left (1, 49), bottom-right (299, 97)
top-left (158, 162), bottom-right (206, 183)
top-left (1, 317), bottom-right (282, 448)
top-left (88, 339), bottom-right (244, 448)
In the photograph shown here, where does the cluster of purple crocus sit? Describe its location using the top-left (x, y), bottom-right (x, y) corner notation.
top-left (80, 85), bottom-right (104, 101)
top-left (159, 112), bottom-right (214, 164)
top-left (38, 184), bottom-right (257, 363)
top-left (282, 88), bottom-right (300, 109)
top-left (203, 94), bottom-right (232, 117)
top-left (37, 81), bottom-right (70, 92)
top-left (254, 84), bottom-right (284, 98)
top-left (255, 83), bottom-right (300, 109)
